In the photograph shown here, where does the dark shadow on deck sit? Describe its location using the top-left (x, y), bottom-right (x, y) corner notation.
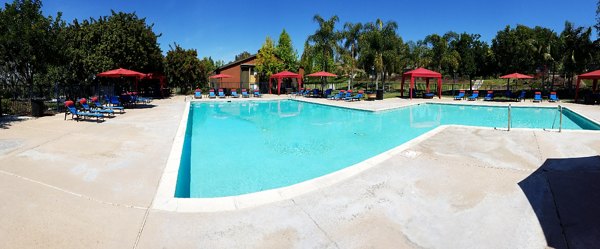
top-left (0, 115), bottom-right (27, 129)
top-left (519, 156), bottom-right (600, 249)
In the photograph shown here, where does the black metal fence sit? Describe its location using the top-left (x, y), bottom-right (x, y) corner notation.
top-left (0, 78), bottom-right (165, 118)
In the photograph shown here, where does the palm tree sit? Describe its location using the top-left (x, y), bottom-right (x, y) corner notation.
top-left (308, 15), bottom-right (339, 89)
top-left (341, 22), bottom-right (362, 90)
top-left (560, 21), bottom-right (594, 89)
top-left (359, 19), bottom-right (399, 91)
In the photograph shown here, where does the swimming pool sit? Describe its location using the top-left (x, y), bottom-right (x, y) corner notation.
top-left (175, 100), bottom-right (600, 198)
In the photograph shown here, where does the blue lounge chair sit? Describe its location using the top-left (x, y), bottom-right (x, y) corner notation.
top-left (130, 93), bottom-right (151, 104)
top-left (342, 91), bottom-right (353, 101)
top-left (241, 89), bottom-right (250, 98)
top-left (312, 89), bottom-right (320, 97)
top-left (119, 94), bottom-right (134, 107)
top-left (454, 90), bottom-right (465, 100)
top-left (533, 92), bottom-right (542, 102)
top-left (484, 91), bottom-right (494, 101)
top-left (194, 89), bottom-right (202, 99)
top-left (218, 89), bottom-right (226, 98)
top-left (231, 89), bottom-right (240, 98)
top-left (302, 89), bottom-right (311, 97)
top-left (109, 96), bottom-right (122, 106)
top-left (293, 88), bottom-right (304, 96)
top-left (79, 98), bottom-right (113, 116)
top-left (410, 88), bottom-right (418, 98)
top-left (423, 92), bottom-right (435, 99)
top-left (468, 91), bottom-right (479, 101)
top-left (254, 89), bottom-right (261, 97)
top-left (343, 91), bottom-right (353, 101)
top-left (291, 88), bottom-right (300, 96)
top-left (329, 91), bottom-right (343, 100)
top-left (93, 98), bottom-right (123, 113)
top-left (324, 89), bottom-right (333, 98)
top-left (347, 90), bottom-right (364, 101)
top-left (549, 92), bottom-right (559, 102)
top-left (137, 96), bottom-right (152, 104)
top-left (515, 90), bottom-right (526, 102)
top-left (208, 89), bottom-right (216, 99)
top-left (64, 100), bottom-right (104, 122)
top-left (107, 96), bottom-right (127, 110)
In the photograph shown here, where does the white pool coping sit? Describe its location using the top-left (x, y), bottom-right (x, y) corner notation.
top-left (152, 99), bottom-right (600, 212)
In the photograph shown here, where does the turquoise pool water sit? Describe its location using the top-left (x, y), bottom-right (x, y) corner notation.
top-left (175, 101), bottom-right (600, 198)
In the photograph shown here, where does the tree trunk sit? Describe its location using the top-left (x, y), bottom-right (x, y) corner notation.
top-left (550, 63), bottom-right (555, 91)
top-left (382, 71), bottom-right (386, 92)
top-left (348, 46), bottom-right (354, 91)
top-left (375, 71), bottom-right (379, 91)
top-left (469, 76), bottom-right (473, 92)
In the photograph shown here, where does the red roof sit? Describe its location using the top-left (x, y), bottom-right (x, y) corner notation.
top-left (403, 68), bottom-right (442, 78)
top-left (578, 70), bottom-right (600, 79)
top-left (307, 71), bottom-right (337, 77)
top-left (500, 73), bottom-right (533, 79)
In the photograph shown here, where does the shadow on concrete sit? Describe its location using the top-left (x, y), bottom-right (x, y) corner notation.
top-left (126, 104), bottom-right (156, 109)
top-left (519, 156), bottom-right (600, 249)
top-left (0, 115), bottom-right (28, 129)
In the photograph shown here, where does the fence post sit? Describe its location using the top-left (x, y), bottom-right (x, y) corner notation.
top-left (559, 105), bottom-right (562, 133)
top-left (508, 104), bottom-right (511, 131)
top-left (55, 82), bottom-right (59, 113)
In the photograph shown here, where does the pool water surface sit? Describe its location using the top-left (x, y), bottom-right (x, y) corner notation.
top-left (175, 100), bottom-right (599, 198)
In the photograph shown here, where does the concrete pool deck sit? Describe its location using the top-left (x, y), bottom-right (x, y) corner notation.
top-left (1, 95), bottom-right (599, 248)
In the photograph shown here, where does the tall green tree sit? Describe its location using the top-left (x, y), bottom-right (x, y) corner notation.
top-left (491, 25), bottom-right (553, 74)
top-left (559, 21), bottom-right (594, 88)
top-left (96, 11), bottom-right (163, 73)
top-left (0, 0), bottom-right (62, 99)
top-left (60, 11), bottom-right (163, 93)
top-left (340, 22), bottom-right (362, 89)
top-left (255, 36), bottom-right (281, 82)
top-left (234, 51), bottom-right (252, 62)
top-left (300, 41), bottom-right (317, 74)
top-left (275, 29), bottom-right (298, 71)
top-left (450, 33), bottom-right (490, 89)
top-left (407, 40), bottom-right (432, 69)
top-left (198, 56), bottom-right (216, 86)
top-left (423, 32), bottom-right (460, 75)
top-left (596, 0), bottom-right (600, 37)
top-left (214, 60), bottom-right (225, 68)
top-left (164, 43), bottom-right (201, 93)
top-left (359, 19), bottom-right (401, 90)
top-left (308, 15), bottom-right (339, 74)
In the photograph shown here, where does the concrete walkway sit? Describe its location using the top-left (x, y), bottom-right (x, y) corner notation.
top-left (0, 95), bottom-right (599, 248)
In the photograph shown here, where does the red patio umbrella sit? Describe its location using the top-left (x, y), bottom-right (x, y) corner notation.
top-left (96, 68), bottom-right (146, 92)
top-left (96, 68), bottom-right (146, 78)
top-left (307, 71), bottom-right (337, 92)
top-left (307, 71), bottom-right (337, 77)
top-left (500, 73), bottom-right (534, 79)
top-left (209, 73), bottom-right (232, 89)
top-left (500, 72), bottom-right (533, 92)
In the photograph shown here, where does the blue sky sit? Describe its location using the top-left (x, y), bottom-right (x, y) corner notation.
top-left (6, 0), bottom-right (598, 63)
